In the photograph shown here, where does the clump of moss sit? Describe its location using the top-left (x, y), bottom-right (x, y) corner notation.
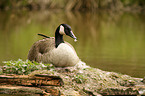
top-left (2, 59), bottom-right (54, 75)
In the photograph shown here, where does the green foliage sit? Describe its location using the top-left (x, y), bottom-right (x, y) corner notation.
top-left (121, 0), bottom-right (145, 6)
top-left (2, 59), bottom-right (54, 75)
top-left (0, 0), bottom-right (145, 11)
top-left (73, 74), bottom-right (87, 84)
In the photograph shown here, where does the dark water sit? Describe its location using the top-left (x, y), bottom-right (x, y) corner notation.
top-left (0, 10), bottom-right (145, 78)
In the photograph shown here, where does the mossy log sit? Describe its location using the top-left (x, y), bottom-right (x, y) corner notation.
top-left (0, 62), bottom-right (145, 95)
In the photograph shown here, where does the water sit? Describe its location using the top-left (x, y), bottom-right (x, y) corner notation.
top-left (0, 10), bottom-right (145, 78)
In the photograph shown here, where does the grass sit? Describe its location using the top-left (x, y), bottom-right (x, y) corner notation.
top-left (2, 59), bottom-right (54, 75)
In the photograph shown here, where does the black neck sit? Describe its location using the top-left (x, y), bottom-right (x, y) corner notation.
top-left (55, 27), bottom-right (64, 48)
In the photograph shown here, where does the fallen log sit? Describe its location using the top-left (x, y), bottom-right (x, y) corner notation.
top-left (0, 86), bottom-right (44, 95)
top-left (0, 74), bottom-right (63, 86)
top-left (0, 85), bottom-right (61, 96)
top-left (0, 61), bottom-right (145, 95)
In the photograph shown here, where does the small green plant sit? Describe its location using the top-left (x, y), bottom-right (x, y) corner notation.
top-left (72, 74), bottom-right (87, 84)
top-left (2, 59), bottom-right (54, 75)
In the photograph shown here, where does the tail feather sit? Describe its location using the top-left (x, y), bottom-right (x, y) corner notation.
top-left (38, 33), bottom-right (50, 38)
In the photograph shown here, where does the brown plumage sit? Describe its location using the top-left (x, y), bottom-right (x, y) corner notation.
top-left (28, 38), bottom-right (54, 63)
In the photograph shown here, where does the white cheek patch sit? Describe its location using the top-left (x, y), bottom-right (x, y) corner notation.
top-left (59, 25), bottom-right (65, 35)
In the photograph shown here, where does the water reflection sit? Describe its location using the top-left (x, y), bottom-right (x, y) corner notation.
top-left (0, 10), bottom-right (145, 78)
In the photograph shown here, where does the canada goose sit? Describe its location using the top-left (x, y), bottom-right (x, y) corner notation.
top-left (28, 24), bottom-right (80, 67)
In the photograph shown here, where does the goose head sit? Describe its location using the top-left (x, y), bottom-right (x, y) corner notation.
top-left (55, 24), bottom-right (77, 48)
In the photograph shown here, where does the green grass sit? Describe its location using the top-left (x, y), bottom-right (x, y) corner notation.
top-left (2, 59), bottom-right (54, 75)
